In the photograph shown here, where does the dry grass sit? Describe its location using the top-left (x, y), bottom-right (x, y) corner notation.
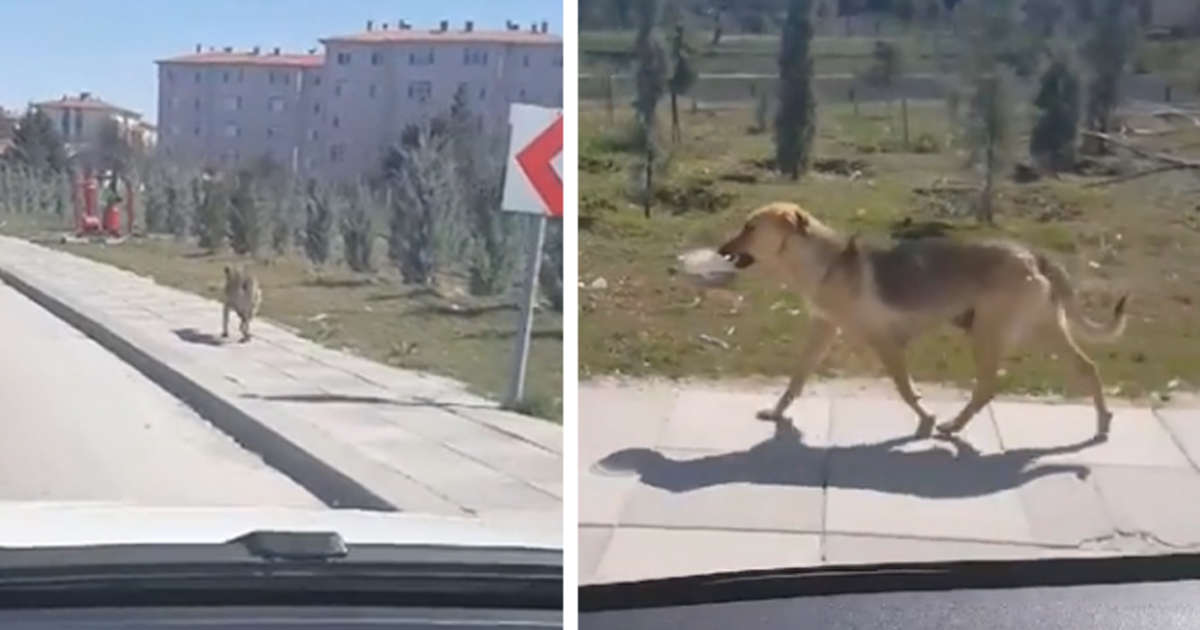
top-left (580, 101), bottom-right (1200, 403)
top-left (0, 217), bottom-right (562, 421)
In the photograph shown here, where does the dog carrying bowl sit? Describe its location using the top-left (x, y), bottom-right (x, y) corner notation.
top-left (677, 248), bottom-right (738, 287)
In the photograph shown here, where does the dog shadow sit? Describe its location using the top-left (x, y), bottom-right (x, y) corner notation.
top-left (173, 327), bottom-right (225, 346)
top-left (595, 421), bottom-right (1103, 499)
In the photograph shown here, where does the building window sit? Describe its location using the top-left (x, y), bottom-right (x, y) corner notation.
top-left (463, 48), bottom-right (488, 66)
top-left (330, 144), bottom-right (345, 162)
top-left (334, 81), bottom-right (344, 97)
top-left (371, 52), bottom-right (382, 65)
top-left (223, 123), bottom-right (239, 138)
top-left (194, 126), bottom-right (201, 136)
top-left (60, 111), bottom-right (69, 137)
top-left (269, 71), bottom-right (276, 84)
top-left (267, 127), bottom-right (275, 138)
top-left (194, 98), bottom-right (201, 111)
top-left (268, 97), bottom-right (285, 112)
top-left (553, 55), bottom-right (562, 67)
top-left (283, 73), bottom-right (290, 85)
top-left (408, 49), bottom-right (434, 65)
top-left (369, 83), bottom-right (377, 98)
top-left (238, 69), bottom-right (244, 82)
top-left (313, 75), bottom-right (322, 86)
top-left (221, 95), bottom-right (239, 111)
top-left (336, 52), bottom-right (351, 65)
top-left (313, 103), bottom-right (321, 114)
top-left (332, 116), bottom-right (340, 128)
top-left (223, 71), bottom-right (229, 83)
top-left (523, 54), bottom-right (530, 67)
top-left (479, 87), bottom-right (486, 101)
top-left (194, 72), bottom-right (201, 83)
top-left (167, 69), bottom-right (175, 82)
top-left (519, 88), bottom-right (527, 100)
top-left (309, 129), bottom-right (319, 141)
top-left (407, 80), bottom-right (432, 101)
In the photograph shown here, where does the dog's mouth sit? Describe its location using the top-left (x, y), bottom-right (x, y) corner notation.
top-left (720, 251), bottom-right (755, 269)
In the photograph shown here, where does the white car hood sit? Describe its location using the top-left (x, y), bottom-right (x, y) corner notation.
top-left (0, 502), bottom-right (561, 551)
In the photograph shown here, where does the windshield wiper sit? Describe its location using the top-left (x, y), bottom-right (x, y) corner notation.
top-left (0, 530), bottom-right (562, 611)
top-left (581, 551), bottom-right (1200, 611)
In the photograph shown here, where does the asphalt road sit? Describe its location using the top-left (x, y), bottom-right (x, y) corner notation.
top-left (0, 282), bottom-right (323, 508)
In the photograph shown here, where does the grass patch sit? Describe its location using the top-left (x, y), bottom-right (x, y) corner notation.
top-left (0, 215), bottom-right (562, 422)
top-left (580, 101), bottom-right (1200, 401)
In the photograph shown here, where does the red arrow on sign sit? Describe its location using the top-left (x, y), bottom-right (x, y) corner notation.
top-left (515, 114), bottom-right (563, 218)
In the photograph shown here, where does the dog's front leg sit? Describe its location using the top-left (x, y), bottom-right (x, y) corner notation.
top-left (221, 303), bottom-right (231, 338)
top-left (757, 317), bottom-right (838, 422)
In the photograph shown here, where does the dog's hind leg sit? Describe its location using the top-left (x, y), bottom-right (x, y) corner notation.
top-left (873, 338), bottom-right (936, 436)
top-left (221, 302), bottom-right (231, 338)
top-left (1051, 308), bottom-right (1113, 438)
top-left (757, 317), bottom-right (838, 422)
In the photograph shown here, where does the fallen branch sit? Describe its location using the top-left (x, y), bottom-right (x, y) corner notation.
top-left (1080, 130), bottom-right (1200, 169)
top-left (1082, 163), bottom-right (1183, 187)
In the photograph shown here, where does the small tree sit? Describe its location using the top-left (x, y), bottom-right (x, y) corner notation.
top-left (10, 109), bottom-right (68, 174)
top-left (1081, 0), bottom-right (1137, 154)
top-left (303, 178), bottom-right (334, 267)
top-left (633, 0), bottom-right (668, 217)
top-left (776, 0), bottom-right (817, 179)
top-left (194, 174), bottom-right (228, 251)
top-left (228, 170), bottom-right (264, 256)
top-left (667, 24), bottom-right (698, 143)
top-left (964, 68), bottom-right (1016, 224)
top-left (385, 122), bottom-right (463, 285)
top-left (861, 40), bottom-right (903, 110)
top-left (1030, 58), bottom-right (1081, 172)
top-left (339, 180), bottom-right (375, 273)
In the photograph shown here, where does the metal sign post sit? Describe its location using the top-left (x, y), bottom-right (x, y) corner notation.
top-left (499, 103), bottom-right (562, 409)
top-left (505, 214), bottom-right (548, 406)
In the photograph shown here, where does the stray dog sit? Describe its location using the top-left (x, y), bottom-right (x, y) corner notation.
top-left (222, 265), bottom-right (262, 343)
top-left (717, 202), bottom-right (1127, 439)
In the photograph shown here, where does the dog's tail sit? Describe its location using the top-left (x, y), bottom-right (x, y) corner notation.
top-left (1037, 254), bottom-right (1127, 343)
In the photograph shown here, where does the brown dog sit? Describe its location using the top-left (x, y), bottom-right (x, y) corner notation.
top-left (222, 265), bottom-right (262, 343)
top-left (717, 202), bottom-right (1127, 438)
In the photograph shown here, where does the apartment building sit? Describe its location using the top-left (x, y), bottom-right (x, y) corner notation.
top-left (156, 19), bottom-right (562, 179)
top-left (32, 92), bottom-right (157, 156)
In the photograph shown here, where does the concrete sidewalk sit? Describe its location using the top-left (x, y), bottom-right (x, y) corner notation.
top-left (0, 236), bottom-right (561, 541)
top-left (580, 378), bottom-right (1200, 584)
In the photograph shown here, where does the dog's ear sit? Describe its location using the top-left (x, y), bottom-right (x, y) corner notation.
top-left (787, 208), bottom-right (810, 235)
top-left (843, 234), bottom-right (860, 257)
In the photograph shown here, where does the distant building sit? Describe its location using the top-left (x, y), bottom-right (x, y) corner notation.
top-left (32, 92), bottom-right (156, 158)
top-left (155, 19), bottom-right (563, 179)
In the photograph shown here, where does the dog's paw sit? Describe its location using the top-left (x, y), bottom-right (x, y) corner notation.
top-left (756, 409), bottom-right (786, 422)
top-left (935, 420), bottom-right (963, 436)
top-left (239, 336), bottom-right (251, 344)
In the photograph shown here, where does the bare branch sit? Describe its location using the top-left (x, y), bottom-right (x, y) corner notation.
top-left (1079, 130), bottom-right (1200, 169)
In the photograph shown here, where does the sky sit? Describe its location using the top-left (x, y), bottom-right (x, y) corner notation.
top-left (0, 0), bottom-right (562, 125)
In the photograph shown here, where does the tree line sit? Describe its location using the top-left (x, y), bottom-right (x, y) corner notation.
top-left (0, 88), bottom-right (562, 311)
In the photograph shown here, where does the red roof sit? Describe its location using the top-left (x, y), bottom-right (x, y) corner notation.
top-left (156, 52), bottom-right (323, 68)
top-left (321, 28), bottom-right (561, 46)
top-left (34, 95), bottom-right (141, 118)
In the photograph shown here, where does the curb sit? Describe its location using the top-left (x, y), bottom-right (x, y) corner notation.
top-left (0, 264), bottom-right (397, 513)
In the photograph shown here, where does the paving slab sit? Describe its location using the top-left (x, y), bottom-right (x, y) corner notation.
top-left (1089, 465), bottom-right (1200, 548)
top-left (579, 382), bottom-right (675, 525)
top-left (824, 534), bottom-right (1055, 565)
top-left (618, 444), bottom-right (824, 532)
top-left (1017, 471), bottom-right (1116, 546)
top-left (1154, 407), bottom-right (1200, 470)
top-left (589, 527), bottom-right (821, 584)
top-left (0, 236), bottom-right (560, 530)
top-left (579, 525), bottom-right (616, 584)
top-left (659, 389), bottom-right (831, 451)
top-left (991, 402), bottom-right (1191, 468)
